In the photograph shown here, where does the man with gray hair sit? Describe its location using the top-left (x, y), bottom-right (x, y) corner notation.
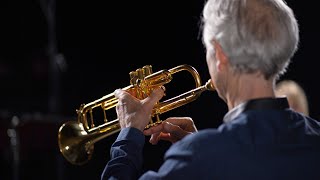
top-left (101, 0), bottom-right (320, 179)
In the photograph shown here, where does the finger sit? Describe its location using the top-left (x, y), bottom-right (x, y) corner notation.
top-left (163, 121), bottom-right (190, 139)
top-left (143, 123), bottom-right (164, 136)
top-left (149, 132), bottom-right (161, 145)
top-left (142, 87), bottom-right (165, 109)
top-left (164, 117), bottom-right (197, 132)
top-left (162, 121), bottom-right (180, 133)
top-left (165, 117), bottom-right (192, 127)
top-left (114, 89), bottom-right (129, 99)
top-left (150, 132), bottom-right (173, 144)
top-left (114, 89), bottom-right (137, 105)
top-left (158, 133), bottom-right (174, 143)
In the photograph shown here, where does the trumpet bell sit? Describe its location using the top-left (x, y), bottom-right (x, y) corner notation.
top-left (58, 121), bottom-right (93, 165)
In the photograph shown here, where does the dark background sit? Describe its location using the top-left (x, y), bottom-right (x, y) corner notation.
top-left (0, 0), bottom-right (318, 179)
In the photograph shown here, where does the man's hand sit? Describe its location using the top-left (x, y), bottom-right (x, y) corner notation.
top-left (114, 87), bottom-right (165, 132)
top-left (143, 117), bottom-right (197, 144)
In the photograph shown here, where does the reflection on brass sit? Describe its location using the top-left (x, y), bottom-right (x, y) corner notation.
top-left (58, 64), bottom-right (215, 165)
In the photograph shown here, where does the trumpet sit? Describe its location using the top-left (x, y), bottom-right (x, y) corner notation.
top-left (58, 64), bottom-right (215, 165)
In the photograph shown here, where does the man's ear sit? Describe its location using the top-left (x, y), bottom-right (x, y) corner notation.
top-left (213, 41), bottom-right (228, 71)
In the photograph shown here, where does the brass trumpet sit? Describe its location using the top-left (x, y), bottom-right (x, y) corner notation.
top-left (58, 64), bottom-right (215, 165)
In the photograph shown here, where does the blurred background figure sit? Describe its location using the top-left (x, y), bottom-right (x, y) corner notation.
top-left (275, 80), bottom-right (309, 116)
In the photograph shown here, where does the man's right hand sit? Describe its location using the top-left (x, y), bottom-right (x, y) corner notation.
top-left (143, 117), bottom-right (198, 145)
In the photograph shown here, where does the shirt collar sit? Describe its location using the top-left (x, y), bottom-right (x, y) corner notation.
top-left (223, 97), bottom-right (289, 123)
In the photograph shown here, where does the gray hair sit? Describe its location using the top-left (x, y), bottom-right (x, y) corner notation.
top-left (202, 0), bottom-right (299, 79)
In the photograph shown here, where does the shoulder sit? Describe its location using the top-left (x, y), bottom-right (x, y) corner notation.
top-left (166, 121), bottom-right (248, 156)
top-left (162, 129), bottom-right (228, 171)
top-left (284, 109), bottom-right (320, 135)
top-left (170, 113), bottom-right (257, 151)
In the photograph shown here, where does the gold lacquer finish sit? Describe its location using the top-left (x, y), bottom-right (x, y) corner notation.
top-left (58, 64), bottom-right (215, 165)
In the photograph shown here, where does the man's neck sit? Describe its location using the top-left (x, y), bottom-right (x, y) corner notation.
top-left (225, 73), bottom-right (275, 111)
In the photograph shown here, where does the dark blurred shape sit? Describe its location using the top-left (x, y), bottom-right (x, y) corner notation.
top-left (0, 112), bottom-right (75, 180)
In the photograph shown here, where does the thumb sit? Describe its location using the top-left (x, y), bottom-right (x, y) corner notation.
top-left (114, 89), bottom-right (129, 99)
top-left (143, 87), bottom-right (165, 108)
